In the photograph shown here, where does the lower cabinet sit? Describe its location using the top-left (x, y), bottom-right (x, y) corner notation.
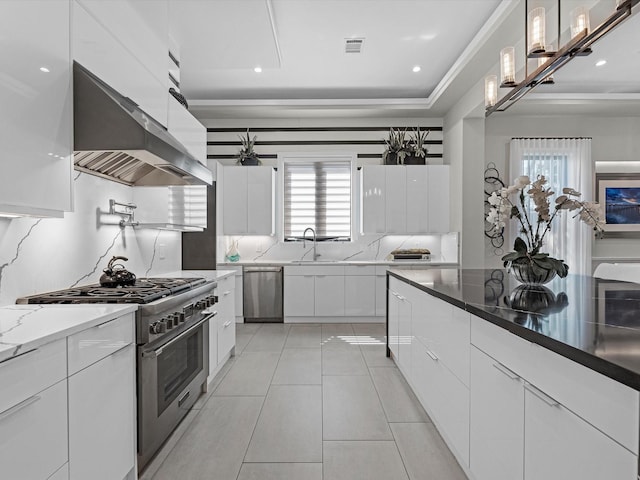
top-left (469, 346), bottom-right (524, 480)
top-left (315, 275), bottom-right (345, 316)
top-left (284, 274), bottom-right (315, 317)
top-left (210, 274), bottom-right (236, 380)
top-left (68, 344), bottom-right (135, 480)
top-left (0, 379), bottom-right (68, 480)
top-left (524, 385), bottom-right (637, 480)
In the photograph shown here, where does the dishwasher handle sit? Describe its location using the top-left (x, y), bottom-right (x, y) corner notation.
top-left (243, 267), bottom-right (283, 273)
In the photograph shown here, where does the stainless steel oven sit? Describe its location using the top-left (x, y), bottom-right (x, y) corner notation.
top-left (137, 306), bottom-right (215, 470)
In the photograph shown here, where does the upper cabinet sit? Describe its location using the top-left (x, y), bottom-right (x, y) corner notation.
top-left (167, 95), bottom-right (207, 165)
top-left (0, 0), bottom-right (73, 217)
top-left (361, 165), bottom-right (450, 235)
top-left (72, 0), bottom-right (169, 126)
top-left (221, 166), bottom-right (275, 235)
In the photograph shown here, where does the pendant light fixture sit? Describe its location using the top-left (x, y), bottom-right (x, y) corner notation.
top-left (500, 47), bottom-right (517, 87)
top-left (484, 0), bottom-right (639, 117)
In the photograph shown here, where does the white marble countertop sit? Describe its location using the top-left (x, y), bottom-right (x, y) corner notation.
top-left (0, 304), bottom-right (137, 363)
top-left (217, 260), bottom-right (458, 267)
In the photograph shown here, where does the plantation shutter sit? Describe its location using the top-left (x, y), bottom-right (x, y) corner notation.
top-left (284, 160), bottom-right (351, 240)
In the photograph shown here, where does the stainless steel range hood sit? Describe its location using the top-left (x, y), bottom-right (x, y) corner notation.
top-left (73, 62), bottom-right (212, 187)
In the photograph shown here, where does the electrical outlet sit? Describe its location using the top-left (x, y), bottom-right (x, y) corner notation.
top-left (158, 243), bottom-right (166, 260)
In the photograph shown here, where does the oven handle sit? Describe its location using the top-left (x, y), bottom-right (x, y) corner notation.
top-left (142, 314), bottom-right (214, 359)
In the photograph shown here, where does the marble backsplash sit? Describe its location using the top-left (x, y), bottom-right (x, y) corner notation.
top-left (218, 232), bottom-right (459, 263)
top-left (0, 172), bottom-right (181, 306)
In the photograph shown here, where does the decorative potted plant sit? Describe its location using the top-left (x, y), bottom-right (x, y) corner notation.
top-left (486, 175), bottom-right (604, 284)
top-left (237, 129), bottom-right (261, 166)
top-left (405, 127), bottom-right (429, 165)
top-left (382, 128), bottom-right (410, 165)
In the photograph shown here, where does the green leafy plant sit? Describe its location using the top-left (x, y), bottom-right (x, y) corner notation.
top-left (237, 129), bottom-right (261, 165)
top-left (408, 127), bottom-right (430, 159)
top-left (487, 175), bottom-right (604, 278)
top-left (382, 128), bottom-right (410, 164)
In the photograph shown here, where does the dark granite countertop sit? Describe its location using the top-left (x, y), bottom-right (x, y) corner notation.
top-left (388, 268), bottom-right (640, 391)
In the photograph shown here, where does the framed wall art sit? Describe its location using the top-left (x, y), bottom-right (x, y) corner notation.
top-left (597, 177), bottom-right (640, 232)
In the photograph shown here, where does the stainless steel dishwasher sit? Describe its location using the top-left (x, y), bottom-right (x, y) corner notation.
top-left (243, 266), bottom-right (283, 323)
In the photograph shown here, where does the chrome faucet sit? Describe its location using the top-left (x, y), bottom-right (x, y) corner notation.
top-left (302, 227), bottom-right (320, 261)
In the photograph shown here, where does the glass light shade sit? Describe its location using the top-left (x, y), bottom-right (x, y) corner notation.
top-left (485, 75), bottom-right (498, 108)
top-left (500, 47), bottom-right (516, 86)
top-left (538, 46), bottom-right (554, 84)
top-left (528, 7), bottom-right (546, 54)
top-left (570, 7), bottom-right (590, 38)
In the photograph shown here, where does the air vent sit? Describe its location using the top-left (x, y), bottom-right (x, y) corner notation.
top-left (345, 38), bottom-right (364, 54)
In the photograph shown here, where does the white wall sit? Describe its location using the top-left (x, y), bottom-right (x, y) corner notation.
top-left (485, 114), bottom-right (640, 268)
top-left (0, 172), bottom-right (182, 306)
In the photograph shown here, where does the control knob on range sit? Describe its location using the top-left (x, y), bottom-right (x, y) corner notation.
top-left (177, 312), bottom-right (186, 323)
top-left (163, 317), bottom-right (173, 330)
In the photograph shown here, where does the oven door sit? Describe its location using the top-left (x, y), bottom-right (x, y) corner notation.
top-left (137, 314), bottom-right (211, 471)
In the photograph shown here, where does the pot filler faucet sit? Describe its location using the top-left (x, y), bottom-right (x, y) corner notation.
top-left (303, 227), bottom-right (320, 261)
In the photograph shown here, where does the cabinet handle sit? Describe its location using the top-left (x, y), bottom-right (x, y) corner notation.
top-left (0, 395), bottom-right (41, 423)
top-left (397, 295), bottom-right (406, 301)
top-left (425, 349), bottom-right (439, 361)
top-left (0, 348), bottom-right (38, 368)
top-left (223, 290), bottom-right (232, 296)
top-left (223, 320), bottom-right (232, 328)
top-left (492, 362), bottom-right (520, 381)
top-left (524, 383), bottom-right (559, 407)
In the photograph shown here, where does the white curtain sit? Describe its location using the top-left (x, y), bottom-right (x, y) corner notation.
top-left (509, 138), bottom-right (592, 276)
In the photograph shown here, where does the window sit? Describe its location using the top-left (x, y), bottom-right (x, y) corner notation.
top-left (283, 159), bottom-right (352, 240)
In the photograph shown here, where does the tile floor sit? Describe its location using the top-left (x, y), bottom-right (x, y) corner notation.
top-left (140, 323), bottom-right (467, 480)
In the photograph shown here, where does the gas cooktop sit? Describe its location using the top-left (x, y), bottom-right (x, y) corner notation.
top-left (16, 277), bottom-right (207, 305)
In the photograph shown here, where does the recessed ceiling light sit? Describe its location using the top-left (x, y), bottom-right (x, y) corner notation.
top-left (412, 66), bottom-right (421, 73)
top-left (254, 67), bottom-right (262, 73)
top-left (595, 59), bottom-right (607, 67)
top-left (39, 66), bottom-right (50, 73)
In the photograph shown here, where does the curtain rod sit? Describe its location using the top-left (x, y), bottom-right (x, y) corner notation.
top-left (511, 137), bottom-right (592, 140)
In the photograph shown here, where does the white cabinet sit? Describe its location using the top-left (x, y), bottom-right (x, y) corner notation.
top-left (0, 0), bottom-right (73, 217)
top-left (345, 275), bottom-right (376, 316)
top-left (73, 0), bottom-right (169, 126)
top-left (0, 338), bottom-right (68, 480)
top-left (68, 344), bottom-right (135, 480)
top-left (284, 273), bottom-right (315, 317)
top-left (315, 275), bottom-right (345, 316)
top-left (221, 166), bottom-right (275, 235)
top-left (361, 165), bottom-right (450, 234)
top-left (469, 346), bottom-right (524, 480)
top-left (216, 275), bottom-right (236, 364)
top-left (524, 385), bottom-right (637, 480)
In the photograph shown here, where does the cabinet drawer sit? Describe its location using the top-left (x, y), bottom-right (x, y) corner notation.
top-left (217, 275), bottom-right (234, 295)
top-left (470, 315), bottom-right (537, 381)
top-left (68, 313), bottom-right (134, 375)
top-left (344, 265), bottom-right (376, 275)
top-left (217, 314), bottom-right (235, 363)
top-left (0, 338), bottom-right (66, 414)
top-left (0, 379), bottom-right (68, 480)
top-left (527, 343), bottom-right (640, 454)
top-left (410, 340), bottom-right (469, 466)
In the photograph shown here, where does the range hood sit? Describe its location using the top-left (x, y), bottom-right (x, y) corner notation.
top-left (73, 62), bottom-right (212, 187)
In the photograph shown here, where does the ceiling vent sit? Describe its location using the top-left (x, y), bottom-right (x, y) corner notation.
top-left (344, 38), bottom-right (364, 54)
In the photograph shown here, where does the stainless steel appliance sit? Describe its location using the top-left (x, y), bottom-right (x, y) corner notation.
top-left (243, 266), bottom-right (283, 323)
top-left (17, 276), bottom-right (217, 472)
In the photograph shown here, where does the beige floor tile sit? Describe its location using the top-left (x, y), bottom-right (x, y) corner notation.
top-left (213, 352), bottom-right (280, 396)
top-left (245, 385), bottom-right (322, 462)
top-left (272, 348), bottom-right (321, 384)
top-left (360, 344), bottom-right (396, 367)
top-left (370, 367), bottom-right (429, 422)
top-left (235, 333), bottom-right (255, 355)
top-left (151, 396), bottom-right (263, 480)
top-left (323, 441), bottom-right (409, 480)
top-left (285, 325), bottom-right (322, 348)
top-left (323, 375), bottom-right (393, 440)
top-left (237, 463), bottom-right (322, 480)
top-left (244, 324), bottom-right (290, 352)
top-left (322, 348), bottom-right (369, 375)
top-left (391, 423), bottom-right (467, 480)
top-left (236, 323), bottom-right (262, 334)
top-left (321, 324), bottom-right (357, 349)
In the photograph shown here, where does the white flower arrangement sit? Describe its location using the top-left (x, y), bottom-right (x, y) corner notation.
top-left (487, 175), bottom-right (604, 278)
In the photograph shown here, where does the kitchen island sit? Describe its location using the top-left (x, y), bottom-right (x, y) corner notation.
top-left (387, 268), bottom-right (640, 480)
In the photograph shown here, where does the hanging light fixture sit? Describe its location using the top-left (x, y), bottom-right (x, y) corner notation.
top-left (485, 75), bottom-right (497, 108)
top-left (500, 47), bottom-right (517, 87)
top-left (570, 6), bottom-right (590, 38)
top-left (485, 0), bottom-right (638, 117)
top-left (527, 7), bottom-right (546, 54)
